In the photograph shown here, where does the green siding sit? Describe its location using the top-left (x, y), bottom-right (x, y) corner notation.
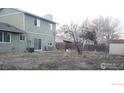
top-left (0, 11), bottom-right (24, 30)
top-left (25, 14), bottom-right (56, 34)
top-left (0, 31), bottom-right (26, 53)
top-left (0, 8), bottom-right (27, 52)
top-left (0, 8), bottom-right (21, 15)
top-left (0, 8), bottom-right (56, 52)
top-left (25, 14), bottom-right (56, 50)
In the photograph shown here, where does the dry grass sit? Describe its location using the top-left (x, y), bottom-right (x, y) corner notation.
top-left (0, 50), bottom-right (124, 70)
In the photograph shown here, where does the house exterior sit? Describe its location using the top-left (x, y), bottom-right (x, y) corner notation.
top-left (109, 39), bottom-right (124, 56)
top-left (0, 8), bottom-right (56, 53)
top-left (0, 22), bottom-right (26, 52)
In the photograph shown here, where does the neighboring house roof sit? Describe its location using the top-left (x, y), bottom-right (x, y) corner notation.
top-left (0, 8), bottom-right (57, 24)
top-left (63, 40), bottom-right (72, 43)
top-left (110, 39), bottom-right (124, 44)
top-left (0, 22), bottom-right (26, 34)
top-left (55, 35), bottom-right (73, 43)
top-left (55, 36), bottom-right (64, 43)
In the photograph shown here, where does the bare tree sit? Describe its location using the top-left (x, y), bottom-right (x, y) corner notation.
top-left (60, 22), bottom-right (83, 54)
top-left (92, 16), bottom-right (122, 46)
top-left (79, 18), bottom-right (91, 48)
top-left (60, 19), bottom-right (96, 55)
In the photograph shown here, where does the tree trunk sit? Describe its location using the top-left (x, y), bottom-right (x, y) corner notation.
top-left (72, 32), bottom-right (83, 55)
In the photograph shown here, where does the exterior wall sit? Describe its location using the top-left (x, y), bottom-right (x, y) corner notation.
top-left (0, 8), bottom-right (24, 30)
top-left (25, 14), bottom-right (56, 50)
top-left (0, 8), bottom-right (21, 15)
top-left (0, 31), bottom-right (26, 53)
top-left (109, 43), bottom-right (124, 55)
top-left (0, 8), bottom-right (56, 52)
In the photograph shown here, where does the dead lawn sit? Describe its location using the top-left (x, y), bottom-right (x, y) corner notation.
top-left (0, 50), bottom-right (124, 70)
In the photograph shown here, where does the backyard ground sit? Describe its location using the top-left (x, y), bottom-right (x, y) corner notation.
top-left (0, 50), bottom-right (124, 70)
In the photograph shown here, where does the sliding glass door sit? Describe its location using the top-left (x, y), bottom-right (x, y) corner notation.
top-left (34, 38), bottom-right (42, 50)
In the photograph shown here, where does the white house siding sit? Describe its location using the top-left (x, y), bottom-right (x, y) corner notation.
top-left (109, 43), bottom-right (124, 55)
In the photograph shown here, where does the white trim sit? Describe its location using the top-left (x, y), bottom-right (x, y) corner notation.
top-left (36, 19), bottom-right (40, 27)
top-left (2, 32), bottom-right (4, 42)
top-left (10, 32), bottom-right (11, 43)
top-left (0, 12), bottom-right (22, 17)
top-left (19, 34), bottom-right (26, 41)
top-left (27, 31), bottom-right (50, 36)
top-left (34, 50), bottom-right (43, 52)
top-left (34, 18), bottom-right (41, 27)
top-left (0, 32), bottom-right (11, 43)
top-left (34, 38), bottom-right (43, 51)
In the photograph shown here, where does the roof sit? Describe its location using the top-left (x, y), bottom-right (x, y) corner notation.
top-left (55, 35), bottom-right (73, 43)
top-left (55, 36), bottom-right (64, 43)
top-left (110, 39), bottom-right (124, 44)
top-left (13, 8), bottom-right (57, 24)
top-left (63, 40), bottom-right (72, 43)
top-left (0, 8), bottom-right (57, 24)
top-left (0, 22), bottom-right (26, 34)
top-left (25, 12), bottom-right (57, 24)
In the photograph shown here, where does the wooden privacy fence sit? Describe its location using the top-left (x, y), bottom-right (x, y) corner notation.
top-left (56, 43), bottom-right (109, 52)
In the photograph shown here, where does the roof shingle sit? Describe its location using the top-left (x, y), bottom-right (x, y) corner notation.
top-left (0, 22), bottom-right (26, 34)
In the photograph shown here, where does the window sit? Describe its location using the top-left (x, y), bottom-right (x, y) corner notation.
top-left (0, 32), bottom-right (11, 43)
top-left (34, 19), bottom-right (37, 26)
top-left (0, 32), bottom-right (2, 42)
top-left (34, 38), bottom-right (42, 50)
top-left (50, 24), bottom-right (53, 30)
top-left (34, 18), bottom-right (40, 27)
top-left (4, 32), bottom-right (10, 42)
top-left (20, 34), bottom-right (25, 40)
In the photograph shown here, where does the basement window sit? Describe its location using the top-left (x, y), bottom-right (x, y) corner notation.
top-left (34, 18), bottom-right (40, 27)
top-left (20, 34), bottom-right (25, 40)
